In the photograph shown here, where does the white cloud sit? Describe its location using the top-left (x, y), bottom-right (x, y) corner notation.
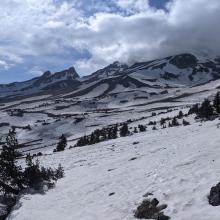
top-left (1, 0), bottom-right (220, 77)
top-left (28, 66), bottom-right (44, 76)
top-left (0, 60), bottom-right (11, 70)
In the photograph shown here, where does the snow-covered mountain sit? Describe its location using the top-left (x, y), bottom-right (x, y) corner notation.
top-left (1, 53), bottom-right (220, 103)
top-left (126, 53), bottom-right (220, 85)
top-left (1, 53), bottom-right (220, 220)
top-left (0, 67), bottom-right (80, 101)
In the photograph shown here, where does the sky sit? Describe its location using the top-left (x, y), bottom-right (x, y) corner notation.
top-left (0, 0), bottom-right (220, 83)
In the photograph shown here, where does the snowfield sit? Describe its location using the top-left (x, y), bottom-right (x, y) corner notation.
top-left (1, 53), bottom-right (220, 219)
top-left (7, 118), bottom-right (220, 220)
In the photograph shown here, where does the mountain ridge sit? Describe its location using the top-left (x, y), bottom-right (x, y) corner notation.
top-left (1, 53), bottom-right (220, 102)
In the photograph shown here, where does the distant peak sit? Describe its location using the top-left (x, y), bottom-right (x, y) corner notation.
top-left (109, 61), bottom-right (128, 69)
top-left (42, 67), bottom-right (80, 80)
top-left (66, 67), bottom-right (79, 78)
top-left (169, 53), bottom-right (198, 69)
top-left (42, 71), bottom-right (52, 78)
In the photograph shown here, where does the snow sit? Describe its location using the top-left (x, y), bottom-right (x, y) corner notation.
top-left (7, 117), bottom-right (220, 220)
top-left (1, 53), bottom-right (220, 219)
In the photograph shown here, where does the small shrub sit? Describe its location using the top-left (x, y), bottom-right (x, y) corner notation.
top-left (148, 121), bottom-right (156, 126)
top-left (182, 119), bottom-right (190, 126)
top-left (138, 124), bottom-right (146, 132)
top-left (152, 126), bottom-right (157, 130)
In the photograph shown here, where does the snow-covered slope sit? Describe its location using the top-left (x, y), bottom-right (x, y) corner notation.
top-left (1, 53), bottom-right (220, 220)
top-left (7, 112), bottom-right (220, 220)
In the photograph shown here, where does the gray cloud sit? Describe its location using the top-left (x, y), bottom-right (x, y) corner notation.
top-left (0, 0), bottom-right (220, 77)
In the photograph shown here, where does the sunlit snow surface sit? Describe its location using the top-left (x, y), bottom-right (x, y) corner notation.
top-left (7, 117), bottom-right (220, 220)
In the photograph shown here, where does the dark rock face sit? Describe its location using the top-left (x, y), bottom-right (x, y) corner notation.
top-left (169, 53), bottom-right (198, 69)
top-left (208, 182), bottom-right (220, 206)
top-left (87, 61), bottom-right (128, 80)
top-left (134, 198), bottom-right (170, 219)
top-left (53, 67), bottom-right (79, 80)
top-left (161, 72), bottom-right (179, 80)
top-left (41, 71), bottom-right (52, 78)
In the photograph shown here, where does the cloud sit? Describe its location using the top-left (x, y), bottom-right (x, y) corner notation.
top-left (75, 0), bottom-right (220, 74)
top-left (0, 60), bottom-right (11, 70)
top-left (1, 0), bottom-right (220, 79)
top-left (113, 0), bottom-right (150, 13)
top-left (28, 66), bottom-right (44, 77)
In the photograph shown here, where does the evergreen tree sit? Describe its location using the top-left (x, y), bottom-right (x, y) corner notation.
top-left (171, 118), bottom-right (179, 126)
top-left (178, 111), bottom-right (184, 119)
top-left (0, 130), bottom-right (64, 195)
top-left (108, 126), bottom-right (118, 139)
top-left (198, 99), bottom-right (214, 119)
top-left (76, 136), bottom-right (88, 147)
top-left (152, 126), bottom-right (157, 130)
top-left (120, 123), bottom-right (130, 137)
top-left (89, 133), bottom-right (96, 145)
top-left (133, 127), bottom-right (138, 133)
top-left (23, 154), bottom-right (64, 190)
top-left (188, 104), bottom-right (199, 115)
top-left (148, 121), bottom-right (156, 126)
top-left (213, 92), bottom-right (220, 114)
top-left (54, 134), bottom-right (67, 152)
top-left (0, 129), bottom-right (24, 193)
top-left (112, 126), bottom-right (118, 139)
top-left (160, 118), bottom-right (166, 126)
top-left (94, 130), bottom-right (100, 143)
top-left (138, 124), bottom-right (146, 132)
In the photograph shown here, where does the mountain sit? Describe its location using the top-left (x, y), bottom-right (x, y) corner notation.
top-left (1, 53), bottom-right (220, 220)
top-left (125, 53), bottom-right (220, 85)
top-left (0, 67), bottom-right (80, 101)
top-left (1, 53), bottom-right (220, 102)
top-left (61, 53), bottom-right (220, 101)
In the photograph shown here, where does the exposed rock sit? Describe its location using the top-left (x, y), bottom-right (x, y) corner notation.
top-left (108, 192), bottom-right (115, 196)
top-left (129, 157), bottom-right (138, 161)
top-left (134, 198), bottom-right (170, 219)
top-left (208, 182), bottom-right (220, 206)
top-left (169, 53), bottom-right (198, 69)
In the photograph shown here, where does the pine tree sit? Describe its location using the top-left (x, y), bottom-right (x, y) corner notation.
top-left (112, 126), bottom-right (118, 139)
top-left (171, 118), bottom-right (179, 126)
top-left (120, 123), bottom-right (130, 137)
top-left (55, 164), bottom-right (64, 179)
top-left (188, 104), bottom-right (199, 115)
top-left (0, 130), bottom-right (64, 194)
top-left (89, 133), bottom-right (96, 145)
top-left (213, 92), bottom-right (220, 114)
top-left (138, 125), bottom-right (146, 132)
top-left (54, 134), bottom-right (67, 152)
top-left (133, 127), bottom-right (138, 133)
top-left (0, 129), bottom-right (24, 193)
top-left (76, 136), bottom-right (87, 147)
top-left (198, 99), bottom-right (214, 119)
top-left (178, 111), bottom-right (184, 119)
top-left (160, 118), bottom-right (166, 126)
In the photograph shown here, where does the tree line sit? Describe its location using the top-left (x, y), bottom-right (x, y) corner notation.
top-left (188, 92), bottom-right (220, 119)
